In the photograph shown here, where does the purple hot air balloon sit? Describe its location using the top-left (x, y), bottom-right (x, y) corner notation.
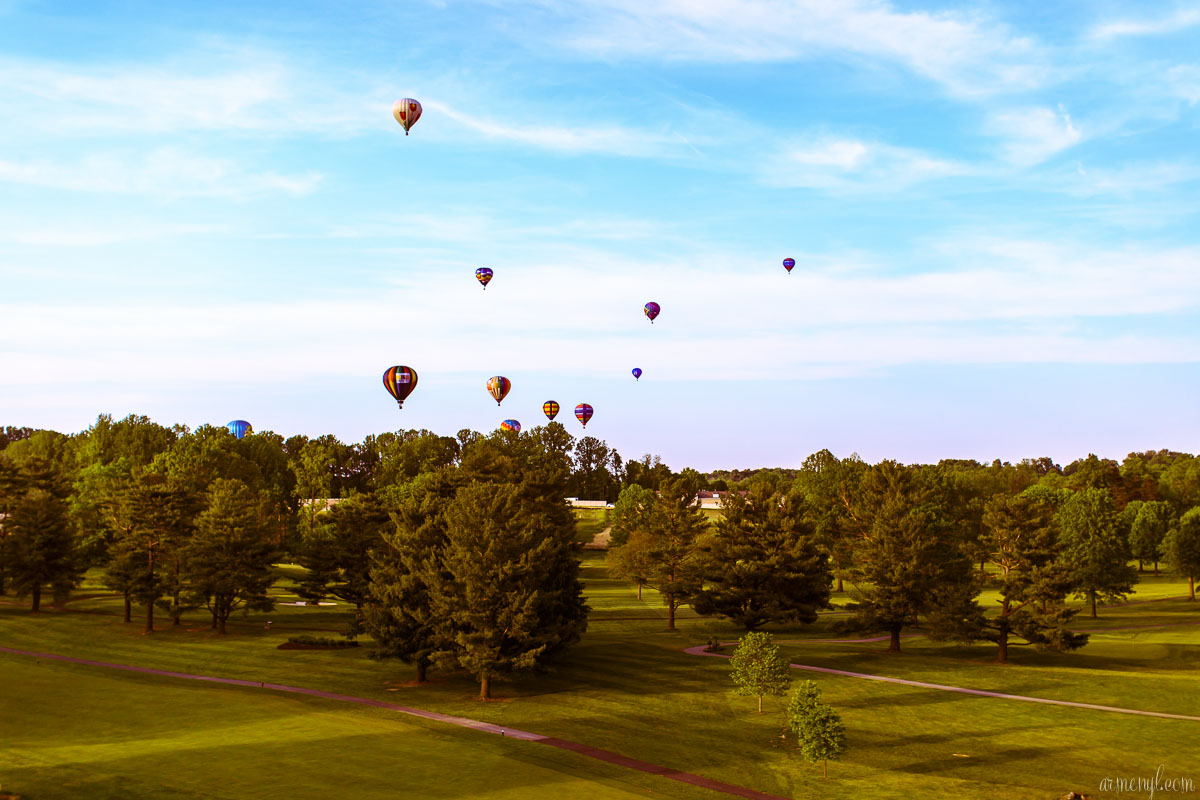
top-left (632, 368), bottom-right (642, 381)
top-left (574, 403), bottom-right (593, 428)
top-left (644, 302), bottom-right (660, 324)
top-left (783, 257), bottom-right (795, 273)
top-left (476, 267), bottom-right (493, 289)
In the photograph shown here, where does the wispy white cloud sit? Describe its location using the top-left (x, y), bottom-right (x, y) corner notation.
top-left (1168, 64), bottom-right (1200, 103)
top-left (1090, 8), bottom-right (1200, 40)
top-left (0, 52), bottom-right (383, 138)
top-left (0, 148), bottom-right (321, 199)
top-left (1055, 160), bottom-right (1200, 196)
top-left (534, 0), bottom-right (1048, 97)
top-left (0, 218), bottom-right (225, 246)
top-left (429, 99), bottom-right (699, 157)
top-left (761, 135), bottom-right (970, 190)
top-left (986, 105), bottom-right (1082, 166)
top-left (3, 237), bottom-right (1198, 392)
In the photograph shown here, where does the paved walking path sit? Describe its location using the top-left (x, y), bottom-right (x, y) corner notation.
top-left (0, 645), bottom-right (790, 800)
top-left (683, 643), bottom-right (1200, 722)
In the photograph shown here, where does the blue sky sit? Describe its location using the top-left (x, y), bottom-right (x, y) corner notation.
top-left (1, 0), bottom-right (1198, 471)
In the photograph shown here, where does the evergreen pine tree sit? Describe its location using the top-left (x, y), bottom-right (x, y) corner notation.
top-left (694, 484), bottom-right (831, 629)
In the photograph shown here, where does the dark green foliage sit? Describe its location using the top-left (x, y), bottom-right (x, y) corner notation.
top-left (366, 470), bottom-right (460, 683)
top-left (606, 469), bottom-right (708, 630)
top-left (75, 414), bottom-right (177, 470)
top-left (429, 480), bottom-right (588, 698)
top-left (6, 487), bottom-right (82, 611)
top-left (1159, 455), bottom-right (1200, 513)
top-left (792, 450), bottom-right (862, 593)
top-left (0, 425), bottom-right (34, 450)
top-left (103, 472), bottom-right (200, 632)
top-left (1058, 488), bottom-right (1138, 618)
top-left (694, 484), bottom-right (831, 630)
top-left (839, 461), bottom-right (977, 652)
top-left (729, 631), bottom-right (791, 713)
top-left (286, 635), bottom-right (358, 648)
top-left (1163, 508), bottom-right (1200, 601)
top-left (785, 681), bottom-right (846, 778)
top-left (976, 494), bottom-right (1088, 662)
top-left (570, 435), bottom-right (620, 502)
top-left (298, 492), bottom-right (390, 615)
top-left (606, 483), bottom-right (655, 548)
top-left (1128, 500), bottom-right (1174, 575)
top-left (183, 478), bottom-right (277, 634)
top-left (368, 429), bottom-right (588, 698)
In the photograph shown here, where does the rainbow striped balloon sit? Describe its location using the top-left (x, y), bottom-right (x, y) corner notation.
top-left (574, 403), bottom-right (593, 428)
top-left (487, 375), bottom-right (511, 406)
top-left (383, 366), bottom-right (418, 408)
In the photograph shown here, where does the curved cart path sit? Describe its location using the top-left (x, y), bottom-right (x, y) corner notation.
top-left (0, 646), bottom-right (790, 800)
top-left (684, 643), bottom-right (1200, 722)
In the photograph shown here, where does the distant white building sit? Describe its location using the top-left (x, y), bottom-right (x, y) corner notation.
top-left (693, 490), bottom-right (747, 509)
top-left (566, 498), bottom-right (612, 509)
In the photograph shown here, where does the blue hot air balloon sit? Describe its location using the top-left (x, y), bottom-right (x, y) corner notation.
top-left (226, 420), bottom-right (252, 440)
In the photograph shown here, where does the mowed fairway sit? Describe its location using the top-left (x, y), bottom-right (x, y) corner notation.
top-left (2, 553), bottom-right (1199, 799)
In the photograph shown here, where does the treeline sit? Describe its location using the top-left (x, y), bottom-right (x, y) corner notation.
top-left (608, 449), bottom-right (1200, 663)
top-left (5, 413), bottom-right (1200, 682)
top-left (0, 414), bottom-right (643, 695)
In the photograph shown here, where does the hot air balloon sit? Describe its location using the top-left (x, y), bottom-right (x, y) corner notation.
top-left (543, 401), bottom-right (560, 421)
top-left (644, 302), bottom-right (660, 324)
top-left (574, 403), bottom-right (593, 428)
top-left (487, 376), bottom-right (511, 405)
top-left (226, 420), bottom-right (252, 440)
top-left (783, 257), bottom-right (795, 273)
top-left (392, 98), bottom-right (422, 135)
top-left (632, 368), bottom-right (642, 381)
top-left (383, 366), bottom-right (419, 408)
top-left (475, 267), bottom-right (493, 289)
top-left (501, 419), bottom-right (521, 433)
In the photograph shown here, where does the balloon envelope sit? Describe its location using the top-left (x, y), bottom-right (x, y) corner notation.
top-left (574, 403), bottom-right (593, 428)
top-left (632, 368), bottom-right (642, 380)
top-left (475, 267), bottom-right (493, 289)
top-left (226, 420), bottom-right (252, 440)
top-left (543, 401), bottom-right (560, 420)
top-left (783, 257), bottom-right (795, 273)
top-left (392, 98), bottom-right (423, 134)
top-left (501, 419), bottom-right (521, 433)
top-left (383, 366), bottom-right (419, 408)
top-left (487, 376), bottom-right (512, 405)
top-left (644, 302), bottom-right (660, 323)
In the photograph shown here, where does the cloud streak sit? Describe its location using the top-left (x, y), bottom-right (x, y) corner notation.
top-left (535, 0), bottom-right (1049, 97)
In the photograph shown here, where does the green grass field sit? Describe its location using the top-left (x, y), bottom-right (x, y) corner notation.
top-left (2, 556), bottom-right (1199, 799)
top-left (572, 508), bottom-right (610, 543)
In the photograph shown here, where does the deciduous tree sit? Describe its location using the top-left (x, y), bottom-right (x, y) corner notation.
top-left (729, 631), bottom-right (791, 713)
top-left (1058, 488), bottom-right (1138, 619)
top-left (785, 681), bottom-right (846, 778)
top-left (1163, 509), bottom-right (1200, 602)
